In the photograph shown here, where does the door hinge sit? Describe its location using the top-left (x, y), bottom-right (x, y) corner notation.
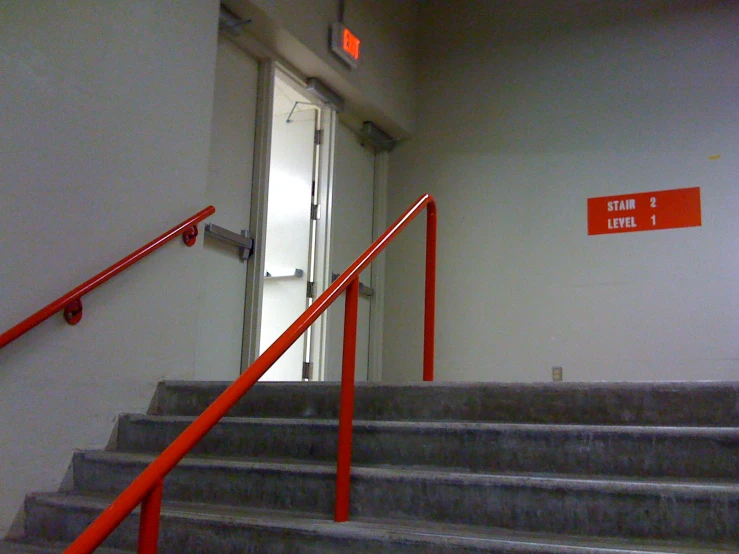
top-left (314, 129), bottom-right (323, 145)
top-left (310, 203), bottom-right (320, 220)
top-left (302, 361), bottom-right (312, 380)
top-left (306, 281), bottom-right (316, 299)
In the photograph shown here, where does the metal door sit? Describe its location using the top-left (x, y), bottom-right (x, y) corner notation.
top-left (324, 122), bottom-right (375, 382)
top-left (193, 36), bottom-right (257, 380)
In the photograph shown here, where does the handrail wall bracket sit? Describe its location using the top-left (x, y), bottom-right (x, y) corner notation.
top-left (182, 225), bottom-right (200, 247)
top-left (63, 299), bottom-right (84, 326)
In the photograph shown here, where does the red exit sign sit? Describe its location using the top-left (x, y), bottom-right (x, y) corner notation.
top-left (587, 187), bottom-right (702, 235)
top-left (331, 22), bottom-right (361, 68)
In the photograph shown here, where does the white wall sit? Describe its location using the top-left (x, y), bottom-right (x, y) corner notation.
top-left (225, 0), bottom-right (419, 137)
top-left (0, 0), bottom-right (219, 536)
top-left (383, 3), bottom-right (739, 383)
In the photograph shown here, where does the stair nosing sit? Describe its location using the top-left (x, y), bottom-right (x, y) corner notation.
top-left (27, 492), bottom-right (736, 554)
top-left (158, 379), bottom-right (739, 389)
top-left (121, 413), bottom-right (739, 438)
top-left (0, 540), bottom-right (131, 554)
top-left (77, 449), bottom-right (739, 496)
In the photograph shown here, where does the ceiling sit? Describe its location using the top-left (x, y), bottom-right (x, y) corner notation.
top-left (421, 0), bottom-right (732, 45)
top-left (272, 71), bottom-right (318, 118)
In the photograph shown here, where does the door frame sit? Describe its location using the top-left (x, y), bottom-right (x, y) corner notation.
top-left (240, 57), bottom-right (274, 370)
top-left (229, 42), bottom-right (388, 381)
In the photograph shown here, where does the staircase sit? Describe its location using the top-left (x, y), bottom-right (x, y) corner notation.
top-left (4, 380), bottom-right (739, 553)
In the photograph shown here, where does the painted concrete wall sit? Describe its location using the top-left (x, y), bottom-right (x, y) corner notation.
top-left (383, 4), bottom-right (739, 383)
top-left (226, 0), bottom-right (419, 137)
top-left (0, 1), bottom-right (219, 535)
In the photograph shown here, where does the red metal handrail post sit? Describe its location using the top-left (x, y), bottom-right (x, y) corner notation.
top-left (423, 201), bottom-right (437, 382)
top-left (137, 480), bottom-right (163, 554)
top-left (335, 277), bottom-right (359, 522)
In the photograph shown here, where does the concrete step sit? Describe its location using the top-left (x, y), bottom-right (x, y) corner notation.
top-left (152, 381), bottom-right (739, 425)
top-left (71, 450), bottom-right (739, 542)
top-left (23, 493), bottom-right (735, 554)
top-left (117, 414), bottom-right (739, 479)
top-left (0, 540), bottom-right (130, 553)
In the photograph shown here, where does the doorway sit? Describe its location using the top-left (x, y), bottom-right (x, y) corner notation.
top-left (257, 75), bottom-right (381, 383)
top-left (259, 70), bottom-right (321, 381)
top-left (193, 34), bottom-right (385, 383)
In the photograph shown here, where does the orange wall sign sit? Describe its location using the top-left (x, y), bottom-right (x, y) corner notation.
top-left (587, 187), bottom-right (701, 236)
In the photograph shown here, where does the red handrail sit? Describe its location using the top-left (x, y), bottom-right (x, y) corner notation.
top-left (63, 194), bottom-right (437, 553)
top-left (0, 206), bottom-right (215, 351)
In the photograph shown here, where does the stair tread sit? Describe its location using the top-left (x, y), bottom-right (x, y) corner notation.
top-left (18, 382), bottom-right (739, 551)
top-left (124, 413), bottom-right (739, 436)
top-left (27, 492), bottom-right (737, 553)
top-left (0, 540), bottom-right (130, 553)
top-left (80, 449), bottom-right (739, 494)
top-left (158, 380), bottom-right (739, 389)
top-left (153, 381), bottom-right (739, 426)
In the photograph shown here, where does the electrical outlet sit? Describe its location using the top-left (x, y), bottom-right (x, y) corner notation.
top-left (552, 366), bottom-right (563, 382)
